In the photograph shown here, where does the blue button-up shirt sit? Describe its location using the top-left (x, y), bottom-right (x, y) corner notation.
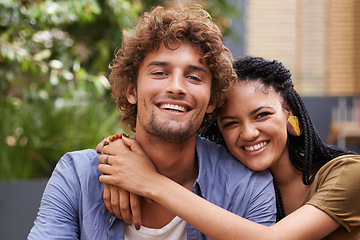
top-left (28, 136), bottom-right (276, 239)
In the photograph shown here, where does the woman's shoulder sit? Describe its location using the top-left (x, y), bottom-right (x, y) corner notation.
top-left (330, 153), bottom-right (360, 162)
top-left (309, 154), bottom-right (360, 198)
top-left (306, 154), bottom-right (360, 233)
top-left (318, 154), bottom-right (360, 175)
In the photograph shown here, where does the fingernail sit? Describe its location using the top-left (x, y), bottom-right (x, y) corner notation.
top-left (135, 224), bottom-right (140, 230)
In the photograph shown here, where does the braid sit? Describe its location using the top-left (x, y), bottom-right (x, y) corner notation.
top-left (287, 90), bottom-right (355, 184)
top-left (273, 181), bottom-right (286, 221)
top-left (201, 120), bottom-right (226, 145)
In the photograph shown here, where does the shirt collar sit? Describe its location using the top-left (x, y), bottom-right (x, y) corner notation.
top-left (193, 135), bottom-right (209, 198)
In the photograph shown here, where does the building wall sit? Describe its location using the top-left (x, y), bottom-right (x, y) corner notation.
top-left (225, 0), bottom-right (360, 151)
top-left (245, 0), bottom-right (360, 96)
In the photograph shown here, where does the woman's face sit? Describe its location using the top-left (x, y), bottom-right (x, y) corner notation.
top-left (218, 80), bottom-right (290, 171)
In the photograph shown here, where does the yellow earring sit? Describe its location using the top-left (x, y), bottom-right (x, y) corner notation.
top-left (287, 116), bottom-right (303, 136)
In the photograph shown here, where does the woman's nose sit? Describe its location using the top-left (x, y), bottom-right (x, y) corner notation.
top-left (240, 123), bottom-right (260, 141)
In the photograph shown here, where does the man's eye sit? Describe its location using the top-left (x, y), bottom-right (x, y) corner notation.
top-left (188, 76), bottom-right (201, 82)
top-left (152, 71), bottom-right (166, 76)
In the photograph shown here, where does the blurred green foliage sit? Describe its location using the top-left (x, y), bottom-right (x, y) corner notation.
top-left (0, 0), bottom-right (240, 179)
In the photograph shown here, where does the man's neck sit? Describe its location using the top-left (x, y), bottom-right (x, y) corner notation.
top-left (134, 131), bottom-right (199, 229)
top-left (135, 131), bottom-right (199, 186)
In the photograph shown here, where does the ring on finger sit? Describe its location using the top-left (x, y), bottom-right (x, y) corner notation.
top-left (103, 138), bottom-right (110, 146)
top-left (104, 154), bottom-right (110, 164)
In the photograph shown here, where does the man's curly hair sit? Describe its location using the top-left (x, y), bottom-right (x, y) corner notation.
top-left (108, 3), bottom-right (236, 132)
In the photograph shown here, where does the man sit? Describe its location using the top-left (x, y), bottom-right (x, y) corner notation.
top-left (28, 3), bottom-right (276, 239)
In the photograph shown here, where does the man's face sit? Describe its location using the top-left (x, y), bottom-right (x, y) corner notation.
top-left (127, 41), bottom-right (215, 144)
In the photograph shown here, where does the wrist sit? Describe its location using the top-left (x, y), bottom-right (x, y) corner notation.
top-left (145, 173), bottom-right (170, 202)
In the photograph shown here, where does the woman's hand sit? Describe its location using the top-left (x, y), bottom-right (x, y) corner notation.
top-left (98, 135), bottom-right (159, 229)
top-left (97, 135), bottom-right (148, 229)
top-left (103, 183), bottom-right (142, 229)
top-left (98, 136), bottom-right (158, 196)
top-left (95, 139), bottom-right (105, 153)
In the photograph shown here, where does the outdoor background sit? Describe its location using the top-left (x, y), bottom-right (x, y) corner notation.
top-left (0, 0), bottom-right (359, 239)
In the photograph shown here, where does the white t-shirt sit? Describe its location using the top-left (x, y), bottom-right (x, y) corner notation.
top-left (124, 216), bottom-right (187, 240)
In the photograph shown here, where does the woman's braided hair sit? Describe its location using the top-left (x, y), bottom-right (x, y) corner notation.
top-left (201, 56), bottom-right (355, 221)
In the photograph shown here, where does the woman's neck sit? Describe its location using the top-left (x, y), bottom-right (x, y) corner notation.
top-left (270, 154), bottom-right (311, 215)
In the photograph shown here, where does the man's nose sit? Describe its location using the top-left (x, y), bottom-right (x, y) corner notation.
top-left (166, 73), bottom-right (187, 95)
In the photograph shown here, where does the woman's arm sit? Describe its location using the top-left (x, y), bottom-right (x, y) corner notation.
top-left (96, 136), bottom-right (142, 228)
top-left (145, 174), bottom-right (339, 240)
top-left (98, 137), bottom-right (340, 240)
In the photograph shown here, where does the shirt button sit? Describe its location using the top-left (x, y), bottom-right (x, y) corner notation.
top-left (109, 218), bottom-right (112, 224)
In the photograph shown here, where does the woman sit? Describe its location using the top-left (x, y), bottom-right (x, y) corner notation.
top-left (98, 56), bottom-right (360, 239)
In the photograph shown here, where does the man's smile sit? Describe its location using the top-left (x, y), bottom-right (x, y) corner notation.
top-left (159, 103), bottom-right (189, 112)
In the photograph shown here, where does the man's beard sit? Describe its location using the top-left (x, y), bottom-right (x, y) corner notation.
top-left (143, 111), bottom-right (198, 145)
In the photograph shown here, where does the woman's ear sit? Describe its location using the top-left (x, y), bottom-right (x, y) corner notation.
top-left (125, 84), bottom-right (137, 104)
top-left (283, 100), bottom-right (293, 117)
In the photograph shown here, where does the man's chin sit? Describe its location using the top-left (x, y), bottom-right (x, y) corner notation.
top-left (148, 126), bottom-right (194, 144)
top-left (145, 117), bottom-right (200, 144)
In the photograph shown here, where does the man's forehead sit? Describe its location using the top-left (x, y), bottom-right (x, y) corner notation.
top-left (142, 41), bottom-right (210, 72)
top-left (146, 60), bottom-right (208, 74)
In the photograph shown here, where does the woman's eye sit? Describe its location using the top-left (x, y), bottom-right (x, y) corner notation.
top-left (222, 121), bottom-right (237, 128)
top-left (255, 112), bottom-right (271, 119)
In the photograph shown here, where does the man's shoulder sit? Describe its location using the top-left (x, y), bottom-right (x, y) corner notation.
top-left (62, 149), bottom-right (99, 160)
top-left (57, 149), bottom-right (100, 176)
top-left (196, 136), bottom-right (230, 154)
top-left (196, 136), bottom-right (244, 166)
top-left (195, 136), bottom-right (275, 219)
top-left (196, 136), bottom-right (272, 179)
